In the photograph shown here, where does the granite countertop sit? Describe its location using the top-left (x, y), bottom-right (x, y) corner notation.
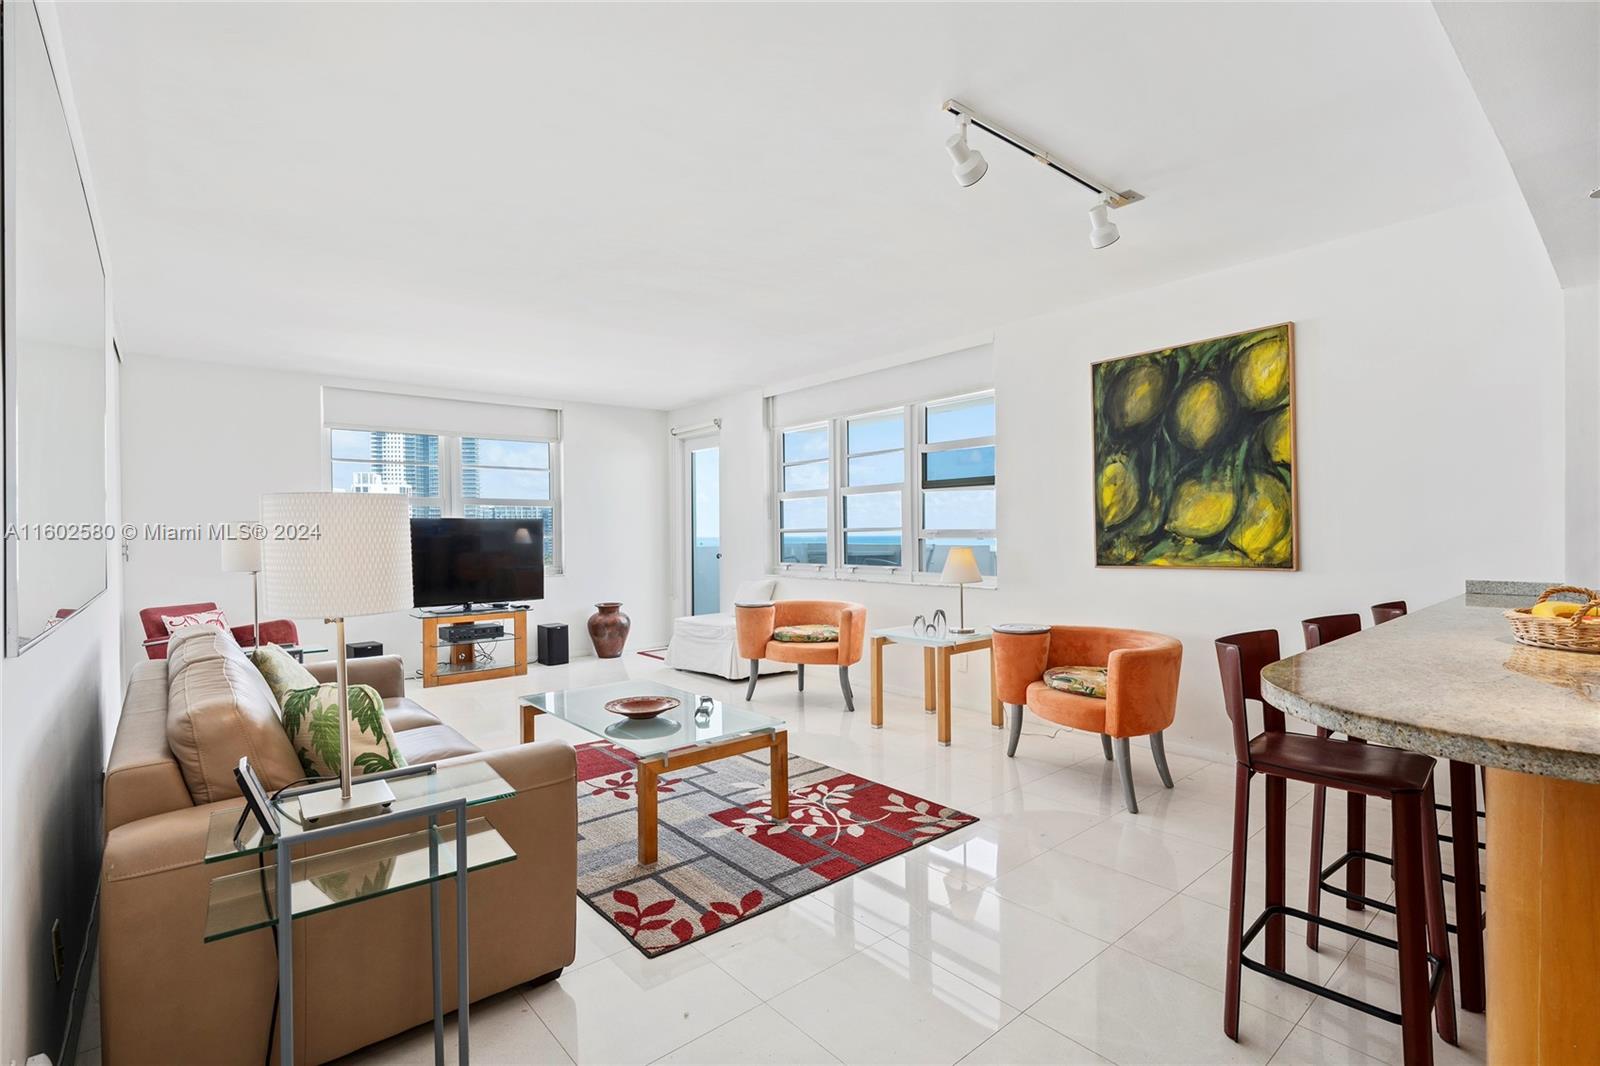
top-left (1260, 594), bottom-right (1600, 782)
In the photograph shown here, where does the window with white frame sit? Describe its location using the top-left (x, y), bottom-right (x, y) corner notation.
top-left (330, 428), bottom-right (561, 567)
top-left (842, 410), bottom-right (906, 568)
top-left (919, 393), bottom-right (997, 576)
top-left (777, 424), bottom-right (829, 565)
top-left (774, 390), bottom-right (995, 579)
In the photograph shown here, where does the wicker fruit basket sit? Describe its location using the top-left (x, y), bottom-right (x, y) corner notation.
top-left (1504, 585), bottom-right (1600, 653)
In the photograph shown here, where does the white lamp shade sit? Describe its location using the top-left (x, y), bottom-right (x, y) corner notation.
top-left (941, 546), bottom-right (983, 585)
top-left (219, 532), bottom-right (261, 574)
top-left (259, 493), bottom-right (413, 618)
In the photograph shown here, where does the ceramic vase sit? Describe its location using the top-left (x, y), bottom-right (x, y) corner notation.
top-left (587, 602), bottom-right (631, 658)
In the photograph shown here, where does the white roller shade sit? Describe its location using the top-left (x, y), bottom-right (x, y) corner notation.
top-left (322, 386), bottom-right (561, 440)
top-left (769, 344), bottom-right (993, 428)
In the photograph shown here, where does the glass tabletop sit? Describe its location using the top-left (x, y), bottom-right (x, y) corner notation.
top-left (519, 680), bottom-right (783, 759)
top-left (204, 817), bottom-right (515, 942)
top-left (871, 624), bottom-right (993, 649)
top-left (205, 760), bottom-right (517, 863)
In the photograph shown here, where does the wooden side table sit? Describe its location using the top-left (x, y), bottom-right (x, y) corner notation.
top-left (868, 625), bottom-right (1001, 746)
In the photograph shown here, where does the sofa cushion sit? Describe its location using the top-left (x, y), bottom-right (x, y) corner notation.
top-left (772, 623), bottom-right (839, 643)
top-left (383, 697), bottom-right (442, 732)
top-left (394, 723), bottom-right (480, 764)
top-left (165, 627), bottom-right (303, 802)
top-left (250, 644), bottom-right (319, 708)
top-left (280, 682), bottom-right (405, 778)
top-left (1042, 665), bottom-right (1109, 699)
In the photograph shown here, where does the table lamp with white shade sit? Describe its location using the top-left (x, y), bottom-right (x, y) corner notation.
top-left (260, 492), bottom-right (413, 822)
top-left (220, 531), bottom-right (262, 648)
top-left (941, 546), bottom-right (983, 634)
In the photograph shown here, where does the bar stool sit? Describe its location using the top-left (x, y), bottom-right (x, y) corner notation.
top-left (1301, 614), bottom-right (1368, 942)
top-left (1367, 601), bottom-right (1487, 1013)
top-left (1216, 630), bottom-right (1456, 1064)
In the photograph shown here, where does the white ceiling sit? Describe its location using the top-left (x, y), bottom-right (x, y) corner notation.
top-left (1434, 0), bottom-right (1599, 290)
top-left (57, 2), bottom-right (1519, 410)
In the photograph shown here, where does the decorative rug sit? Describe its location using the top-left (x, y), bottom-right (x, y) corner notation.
top-left (575, 740), bottom-right (977, 957)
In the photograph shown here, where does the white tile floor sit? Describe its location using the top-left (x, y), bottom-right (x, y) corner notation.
top-left (81, 652), bottom-right (1487, 1066)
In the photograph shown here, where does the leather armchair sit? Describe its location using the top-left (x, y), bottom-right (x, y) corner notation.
top-left (993, 624), bottom-right (1183, 813)
top-left (736, 599), bottom-right (866, 712)
top-left (138, 600), bottom-right (298, 659)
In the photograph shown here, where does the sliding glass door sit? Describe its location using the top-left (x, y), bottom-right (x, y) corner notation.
top-left (688, 444), bottom-right (721, 615)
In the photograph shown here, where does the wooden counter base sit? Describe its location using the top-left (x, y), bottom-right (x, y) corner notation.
top-left (1486, 769), bottom-right (1600, 1064)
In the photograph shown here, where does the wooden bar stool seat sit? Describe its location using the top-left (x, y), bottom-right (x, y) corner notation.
top-left (1217, 630), bottom-right (1457, 1064)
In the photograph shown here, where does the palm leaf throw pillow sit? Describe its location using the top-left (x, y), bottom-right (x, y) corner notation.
top-left (280, 682), bottom-right (405, 780)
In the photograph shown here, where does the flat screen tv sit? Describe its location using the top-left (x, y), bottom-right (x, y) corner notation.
top-left (410, 518), bottom-right (545, 610)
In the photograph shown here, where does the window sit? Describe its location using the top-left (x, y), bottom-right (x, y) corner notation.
top-left (777, 425), bottom-right (829, 564)
top-left (330, 429), bottom-right (442, 516)
top-left (330, 428), bottom-right (561, 566)
top-left (842, 410), bottom-right (905, 567)
top-left (773, 389), bottom-right (994, 580)
top-left (920, 394), bottom-right (997, 576)
top-left (461, 437), bottom-right (557, 564)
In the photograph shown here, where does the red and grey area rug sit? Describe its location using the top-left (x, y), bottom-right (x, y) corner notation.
top-left (575, 740), bottom-right (977, 957)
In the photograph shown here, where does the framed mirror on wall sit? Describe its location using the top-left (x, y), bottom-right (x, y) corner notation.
top-left (3, 0), bottom-right (110, 655)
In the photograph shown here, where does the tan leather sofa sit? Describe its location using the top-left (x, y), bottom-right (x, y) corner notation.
top-left (99, 629), bottom-right (577, 1064)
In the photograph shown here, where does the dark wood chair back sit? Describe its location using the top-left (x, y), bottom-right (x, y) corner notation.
top-left (1214, 629), bottom-right (1284, 767)
top-left (1371, 601), bottom-right (1408, 625)
top-left (1302, 613), bottom-right (1361, 649)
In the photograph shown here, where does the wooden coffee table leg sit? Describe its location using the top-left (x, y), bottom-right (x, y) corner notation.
top-left (871, 636), bottom-right (887, 729)
top-left (770, 732), bottom-right (789, 820)
top-left (637, 757), bottom-right (660, 865)
top-left (924, 648), bottom-right (936, 714)
top-left (520, 703), bottom-right (537, 743)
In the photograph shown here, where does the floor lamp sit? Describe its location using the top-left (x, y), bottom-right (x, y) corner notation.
top-left (260, 492), bottom-right (414, 821)
top-left (220, 532), bottom-right (262, 648)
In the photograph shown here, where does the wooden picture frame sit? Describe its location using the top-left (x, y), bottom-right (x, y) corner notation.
top-left (1091, 322), bottom-right (1297, 570)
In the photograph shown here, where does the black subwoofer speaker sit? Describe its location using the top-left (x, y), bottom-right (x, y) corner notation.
top-left (537, 622), bottom-right (568, 666)
top-left (346, 640), bottom-right (383, 658)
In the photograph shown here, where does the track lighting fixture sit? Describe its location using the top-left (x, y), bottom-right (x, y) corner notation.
top-left (945, 118), bottom-right (988, 188)
top-left (1088, 198), bottom-right (1120, 249)
top-left (942, 99), bottom-right (1142, 249)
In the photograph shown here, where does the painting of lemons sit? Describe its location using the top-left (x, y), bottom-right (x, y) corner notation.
top-left (1093, 323), bottom-right (1296, 569)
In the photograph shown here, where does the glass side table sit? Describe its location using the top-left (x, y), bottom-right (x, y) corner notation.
top-left (205, 762), bottom-right (518, 1065)
top-left (868, 625), bottom-right (1002, 746)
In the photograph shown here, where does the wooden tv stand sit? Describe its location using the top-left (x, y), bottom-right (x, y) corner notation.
top-left (418, 607), bottom-right (528, 688)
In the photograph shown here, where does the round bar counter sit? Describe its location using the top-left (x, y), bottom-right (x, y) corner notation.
top-left (1261, 594), bottom-right (1600, 1064)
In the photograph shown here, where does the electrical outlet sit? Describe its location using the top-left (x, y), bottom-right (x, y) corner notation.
top-left (50, 920), bottom-right (64, 983)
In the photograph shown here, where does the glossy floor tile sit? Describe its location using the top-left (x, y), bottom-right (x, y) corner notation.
top-left (202, 653), bottom-right (1487, 1066)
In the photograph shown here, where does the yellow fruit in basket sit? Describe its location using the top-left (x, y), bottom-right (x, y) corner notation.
top-left (1531, 600), bottom-right (1584, 620)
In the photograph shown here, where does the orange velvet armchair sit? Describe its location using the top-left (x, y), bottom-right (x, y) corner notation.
top-left (736, 600), bottom-right (866, 712)
top-left (992, 623), bottom-right (1183, 813)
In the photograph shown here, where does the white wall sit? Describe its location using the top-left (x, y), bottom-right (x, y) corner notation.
top-left (120, 356), bottom-right (671, 677)
top-left (1565, 282), bottom-right (1600, 585)
top-left (673, 196), bottom-right (1567, 761)
top-left (0, 4), bottom-right (123, 1063)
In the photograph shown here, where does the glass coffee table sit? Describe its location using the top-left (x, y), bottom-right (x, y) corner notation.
top-left (518, 680), bottom-right (788, 865)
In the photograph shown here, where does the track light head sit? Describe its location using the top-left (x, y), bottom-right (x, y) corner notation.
top-left (945, 120), bottom-right (988, 188)
top-left (1087, 198), bottom-right (1120, 249)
